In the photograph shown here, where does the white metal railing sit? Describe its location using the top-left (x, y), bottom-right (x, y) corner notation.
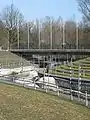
top-left (1, 77), bottom-right (89, 107)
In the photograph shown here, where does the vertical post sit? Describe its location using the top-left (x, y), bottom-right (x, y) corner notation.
top-left (47, 56), bottom-right (49, 91)
top-left (43, 68), bottom-right (45, 89)
top-left (50, 18), bottom-right (53, 49)
top-left (62, 21), bottom-right (65, 49)
top-left (50, 55), bottom-right (53, 73)
top-left (85, 91), bottom-right (88, 107)
top-left (66, 54), bottom-right (68, 62)
top-left (38, 20), bottom-right (41, 49)
top-left (21, 54), bottom-right (23, 72)
top-left (34, 79), bottom-right (36, 90)
top-left (43, 55), bottom-right (45, 89)
top-left (12, 76), bottom-right (14, 83)
top-left (28, 22), bottom-right (30, 49)
top-left (33, 54), bottom-right (35, 70)
top-left (46, 55), bottom-right (48, 92)
top-left (54, 55), bottom-right (56, 75)
top-left (33, 56), bottom-right (36, 90)
top-left (38, 55), bottom-right (40, 67)
top-left (76, 21), bottom-right (79, 49)
top-left (17, 25), bottom-right (20, 49)
top-left (56, 55), bottom-right (58, 75)
top-left (44, 56), bottom-right (45, 71)
top-left (60, 18), bottom-right (63, 49)
top-left (57, 54), bottom-right (59, 63)
top-left (46, 83), bottom-right (48, 93)
top-left (83, 70), bottom-right (85, 77)
top-left (78, 65), bottom-right (81, 101)
top-left (48, 73), bottom-right (49, 91)
top-left (57, 85), bottom-right (59, 96)
top-left (21, 54), bottom-right (24, 86)
top-left (70, 65), bottom-right (73, 100)
top-left (50, 55), bottom-right (52, 63)
top-left (7, 29), bottom-right (10, 50)
top-left (70, 57), bottom-right (73, 66)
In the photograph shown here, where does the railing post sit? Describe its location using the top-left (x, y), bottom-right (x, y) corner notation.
top-left (50, 55), bottom-right (53, 73)
top-left (46, 83), bottom-right (48, 93)
top-left (48, 74), bottom-right (49, 91)
top-left (57, 85), bottom-right (59, 96)
top-left (83, 70), bottom-right (85, 77)
top-left (43, 65), bottom-right (45, 89)
top-left (85, 91), bottom-right (88, 107)
top-left (62, 21), bottom-right (65, 49)
top-left (70, 66), bottom-right (73, 100)
top-left (67, 54), bottom-right (69, 64)
top-left (78, 65), bottom-right (81, 101)
top-left (54, 55), bottom-right (57, 75)
top-left (34, 80), bottom-right (36, 90)
top-left (38, 55), bottom-right (40, 67)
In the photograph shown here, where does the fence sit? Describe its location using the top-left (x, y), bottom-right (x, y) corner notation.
top-left (0, 73), bottom-right (90, 108)
top-left (0, 53), bottom-right (90, 108)
top-left (24, 78), bottom-right (90, 107)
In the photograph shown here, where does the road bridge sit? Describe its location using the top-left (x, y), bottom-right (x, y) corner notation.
top-left (10, 49), bottom-right (90, 55)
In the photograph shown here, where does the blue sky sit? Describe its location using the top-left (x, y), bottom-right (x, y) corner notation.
top-left (0, 0), bottom-right (82, 21)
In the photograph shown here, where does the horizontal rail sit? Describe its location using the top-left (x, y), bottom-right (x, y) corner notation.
top-left (10, 49), bottom-right (90, 55)
top-left (0, 78), bottom-right (90, 107)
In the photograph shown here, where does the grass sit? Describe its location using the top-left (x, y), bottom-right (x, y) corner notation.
top-left (0, 83), bottom-right (90, 120)
top-left (50, 70), bottom-right (90, 79)
top-left (0, 51), bottom-right (30, 68)
top-left (50, 57), bottom-right (90, 80)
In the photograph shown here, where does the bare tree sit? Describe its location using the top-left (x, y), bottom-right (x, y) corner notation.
top-left (77, 0), bottom-right (90, 23)
top-left (0, 4), bottom-right (24, 49)
top-left (0, 20), bottom-right (8, 49)
top-left (1, 4), bottom-right (24, 28)
top-left (40, 16), bottom-right (63, 49)
top-left (77, 0), bottom-right (90, 48)
top-left (65, 20), bottom-right (76, 48)
top-left (52, 16), bottom-right (63, 49)
top-left (40, 16), bottom-right (51, 49)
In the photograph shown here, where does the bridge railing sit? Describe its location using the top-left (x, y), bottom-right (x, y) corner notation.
top-left (7, 43), bottom-right (90, 50)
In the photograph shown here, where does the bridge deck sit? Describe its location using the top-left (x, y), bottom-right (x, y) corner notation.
top-left (10, 49), bottom-right (90, 55)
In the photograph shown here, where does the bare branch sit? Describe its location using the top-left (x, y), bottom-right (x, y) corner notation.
top-left (77, 0), bottom-right (90, 21)
top-left (0, 4), bottom-right (24, 29)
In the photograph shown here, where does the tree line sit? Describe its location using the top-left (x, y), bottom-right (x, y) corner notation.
top-left (0, 0), bottom-right (90, 49)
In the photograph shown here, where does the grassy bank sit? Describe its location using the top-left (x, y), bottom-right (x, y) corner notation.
top-left (0, 83), bottom-right (90, 120)
top-left (50, 57), bottom-right (90, 80)
top-left (0, 51), bottom-right (30, 68)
